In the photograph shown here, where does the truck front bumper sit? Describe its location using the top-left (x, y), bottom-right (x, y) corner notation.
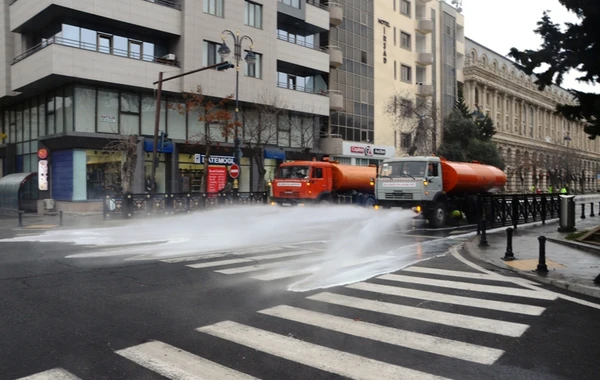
top-left (375, 200), bottom-right (422, 209)
top-left (271, 198), bottom-right (315, 206)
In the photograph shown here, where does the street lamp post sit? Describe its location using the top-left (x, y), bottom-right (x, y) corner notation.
top-left (217, 30), bottom-right (256, 190)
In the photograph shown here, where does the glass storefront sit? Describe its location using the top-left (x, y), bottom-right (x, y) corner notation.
top-left (86, 150), bottom-right (123, 199)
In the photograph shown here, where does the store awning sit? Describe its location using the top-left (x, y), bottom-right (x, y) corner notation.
top-left (264, 147), bottom-right (286, 160)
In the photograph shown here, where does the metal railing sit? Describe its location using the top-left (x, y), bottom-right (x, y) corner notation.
top-left (12, 36), bottom-right (180, 67)
top-left (142, 0), bottom-right (181, 10)
top-left (277, 82), bottom-right (329, 96)
top-left (276, 31), bottom-right (327, 52)
top-left (306, 0), bottom-right (329, 10)
top-left (103, 191), bottom-right (269, 219)
top-left (476, 193), bottom-right (562, 231)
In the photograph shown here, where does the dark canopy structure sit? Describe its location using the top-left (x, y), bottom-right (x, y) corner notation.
top-left (0, 173), bottom-right (38, 214)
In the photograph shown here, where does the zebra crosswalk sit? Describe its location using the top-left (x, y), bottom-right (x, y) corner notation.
top-left (17, 255), bottom-right (560, 380)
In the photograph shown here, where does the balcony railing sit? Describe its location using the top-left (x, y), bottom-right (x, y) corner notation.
top-left (12, 36), bottom-right (180, 67)
top-left (143, 0), bottom-right (181, 10)
top-left (277, 31), bottom-right (327, 52)
top-left (306, 0), bottom-right (329, 10)
top-left (277, 81), bottom-right (329, 96)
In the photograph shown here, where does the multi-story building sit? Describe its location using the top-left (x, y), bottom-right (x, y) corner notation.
top-left (0, 0), bottom-right (345, 211)
top-left (463, 37), bottom-right (600, 193)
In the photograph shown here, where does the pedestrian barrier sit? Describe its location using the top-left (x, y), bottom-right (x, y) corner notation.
top-left (477, 193), bottom-right (561, 232)
top-left (536, 236), bottom-right (548, 273)
top-left (590, 202), bottom-right (595, 217)
top-left (103, 191), bottom-right (269, 219)
top-left (502, 227), bottom-right (515, 261)
top-left (478, 219), bottom-right (489, 247)
top-left (581, 204), bottom-right (586, 219)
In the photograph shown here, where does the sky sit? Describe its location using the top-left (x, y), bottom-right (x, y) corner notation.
top-left (458, 0), bottom-right (597, 94)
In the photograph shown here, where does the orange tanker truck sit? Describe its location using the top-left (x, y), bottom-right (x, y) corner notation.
top-left (271, 158), bottom-right (377, 206)
top-left (375, 156), bottom-right (506, 227)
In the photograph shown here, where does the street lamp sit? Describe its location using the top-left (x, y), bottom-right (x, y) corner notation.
top-left (218, 29), bottom-right (255, 190)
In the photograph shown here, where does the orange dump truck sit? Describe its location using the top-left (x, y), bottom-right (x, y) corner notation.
top-left (375, 156), bottom-right (506, 227)
top-left (271, 158), bottom-right (377, 206)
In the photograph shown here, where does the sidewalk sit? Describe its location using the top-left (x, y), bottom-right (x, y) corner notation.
top-left (0, 212), bottom-right (128, 232)
top-left (464, 216), bottom-right (600, 299)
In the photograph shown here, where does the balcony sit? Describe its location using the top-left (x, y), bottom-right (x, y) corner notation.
top-left (328, 46), bottom-right (343, 68)
top-left (416, 83), bottom-right (433, 97)
top-left (329, 2), bottom-right (343, 26)
top-left (416, 19), bottom-right (433, 34)
top-left (10, 0), bottom-right (181, 35)
top-left (276, 32), bottom-right (329, 73)
top-left (416, 52), bottom-right (433, 66)
top-left (11, 37), bottom-right (181, 93)
top-left (276, 81), bottom-right (329, 116)
top-left (329, 90), bottom-right (344, 111)
top-left (305, 0), bottom-right (330, 32)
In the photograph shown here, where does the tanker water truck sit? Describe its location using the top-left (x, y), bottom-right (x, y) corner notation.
top-left (374, 156), bottom-right (506, 227)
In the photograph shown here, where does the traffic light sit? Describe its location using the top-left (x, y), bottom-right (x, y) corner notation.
top-left (216, 61), bottom-right (235, 71)
top-left (159, 131), bottom-right (169, 152)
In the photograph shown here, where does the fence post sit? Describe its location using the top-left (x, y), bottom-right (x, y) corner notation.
top-left (581, 203), bottom-right (586, 219)
top-left (125, 193), bottom-right (134, 218)
top-left (17, 210), bottom-right (23, 228)
top-left (590, 202), bottom-right (595, 217)
top-left (536, 236), bottom-right (549, 273)
top-left (476, 194), bottom-right (482, 235)
top-left (512, 195), bottom-right (519, 233)
top-left (59, 210), bottom-right (63, 227)
top-left (478, 219), bottom-right (489, 247)
top-left (502, 227), bottom-right (515, 261)
top-left (541, 195), bottom-right (547, 225)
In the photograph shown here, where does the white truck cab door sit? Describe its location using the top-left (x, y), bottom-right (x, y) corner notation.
top-left (427, 163), bottom-right (443, 194)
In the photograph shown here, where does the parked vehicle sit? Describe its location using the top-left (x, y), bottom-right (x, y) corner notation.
top-left (374, 156), bottom-right (506, 227)
top-left (271, 158), bottom-right (377, 206)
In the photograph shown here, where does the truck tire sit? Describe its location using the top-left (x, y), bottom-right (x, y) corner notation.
top-left (364, 196), bottom-right (376, 207)
top-left (428, 202), bottom-right (447, 228)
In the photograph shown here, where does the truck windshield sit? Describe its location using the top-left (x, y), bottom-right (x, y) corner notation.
top-left (380, 161), bottom-right (427, 178)
top-left (276, 166), bottom-right (310, 179)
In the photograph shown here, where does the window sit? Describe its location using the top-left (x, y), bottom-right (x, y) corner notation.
top-left (98, 33), bottom-right (112, 54)
top-left (313, 167), bottom-right (323, 179)
top-left (203, 40), bottom-right (224, 66)
top-left (203, 0), bottom-right (224, 17)
top-left (245, 1), bottom-right (262, 29)
top-left (278, 0), bottom-right (300, 8)
top-left (427, 163), bottom-right (439, 177)
top-left (401, 133), bottom-right (411, 148)
top-left (400, 0), bottom-right (411, 17)
top-left (128, 40), bottom-right (142, 59)
top-left (360, 90), bottom-right (368, 104)
top-left (400, 32), bottom-right (411, 49)
top-left (361, 50), bottom-right (367, 64)
top-left (245, 51), bottom-right (262, 79)
top-left (401, 99), bottom-right (413, 117)
top-left (394, 61), bottom-right (397, 80)
top-left (393, 27), bottom-right (397, 46)
top-left (401, 64), bottom-right (412, 82)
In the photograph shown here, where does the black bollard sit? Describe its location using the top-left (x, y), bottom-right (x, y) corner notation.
top-left (581, 203), bottom-right (586, 219)
top-left (536, 236), bottom-right (549, 273)
top-left (502, 227), bottom-right (515, 261)
top-left (591, 202), bottom-right (595, 217)
top-left (59, 210), bottom-right (63, 226)
top-left (17, 210), bottom-right (23, 228)
top-left (479, 219), bottom-right (489, 247)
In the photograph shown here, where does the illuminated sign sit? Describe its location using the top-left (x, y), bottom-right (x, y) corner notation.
top-left (38, 160), bottom-right (48, 191)
top-left (194, 154), bottom-right (234, 165)
top-left (37, 148), bottom-right (48, 160)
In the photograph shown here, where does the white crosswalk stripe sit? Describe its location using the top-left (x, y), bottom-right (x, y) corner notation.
top-left (186, 250), bottom-right (317, 269)
top-left (116, 341), bottom-right (259, 380)
top-left (16, 368), bottom-right (81, 380)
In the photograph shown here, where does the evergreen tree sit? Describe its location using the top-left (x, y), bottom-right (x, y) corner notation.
top-left (455, 87), bottom-right (472, 119)
top-left (508, 1), bottom-right (600, 138)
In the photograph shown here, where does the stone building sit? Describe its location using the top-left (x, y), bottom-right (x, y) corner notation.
top-left (462, 37), bottom-right (600, 193)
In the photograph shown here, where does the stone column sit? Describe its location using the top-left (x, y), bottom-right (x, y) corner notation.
top-left (492, 89), bottom-right (498, 124)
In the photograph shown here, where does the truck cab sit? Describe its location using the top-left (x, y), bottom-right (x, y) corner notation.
top-left (271, 161), bottom-right (332, 205)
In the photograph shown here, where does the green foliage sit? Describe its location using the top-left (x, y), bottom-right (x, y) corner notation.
top-left (437, 109), bottom-right (505, 170)
top-left (455, 87), bottom-right (472, 119)
top-left (508, 2), bottom-right (600, 138)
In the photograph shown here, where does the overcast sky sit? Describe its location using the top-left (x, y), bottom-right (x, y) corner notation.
top-left (459, 0), bottom-right (597, 94)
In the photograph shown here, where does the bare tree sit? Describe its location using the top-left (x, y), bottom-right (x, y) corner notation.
top-left (242, 92), bottom-right (286, 191)
top-left (104, 135), bottom-right (138, 193)
top-left (290, 108), bottom-right (319, 160)
top-left (170, 85), bottom-right (238, 193)
top-left (384, 91), bottom-right (441, 155)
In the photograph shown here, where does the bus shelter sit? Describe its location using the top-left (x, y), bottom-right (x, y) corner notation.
top-left (0, 173), bottom-right (38, 214)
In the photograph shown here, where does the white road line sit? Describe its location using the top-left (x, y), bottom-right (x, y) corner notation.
top-left (186, 250), bottom-right (316, 269)
top-left (248, 255), bottom-right (394, 281)
top-left (197, 320), bottom-right (451, 380)
top-left (259, 305), bottom-right (504, 365)
top-left (346, 282), bottom-right (546, 316)
top-left (308, 292), bottom-right (529, 337)
top-left (378, 274), bottom-right (557, 300)
top-left (116, 341), bottom-right (259, 380)
top-left (16, 368), bottom-right (81, 380)
top-left (212, 255), bottom-right (327, 274)
top-left (402, 266), bottom-right (537, 285)
top-left (160, 245), bottom-right (287, 263)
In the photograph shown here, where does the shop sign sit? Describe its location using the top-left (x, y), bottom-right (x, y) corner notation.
top-left (100, 115), bottom-right (116, 123)
top-left (342, 142), bottom-right (395, 158)
top-left (378, 19), bottom-right (390, 64)
top-left (207, 167), bottom-right (227, 193)
top-left (37, 148), bottom-right (48, 160)
top-left (349, 145), bottom-right (386, 157)
top-left (194, 154), bottom-right (234, 165)
top-left (38, 160), bottom-right (48, 191)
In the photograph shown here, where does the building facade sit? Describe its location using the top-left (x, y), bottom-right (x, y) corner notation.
top-left (0, 0), bottom-right (345, 211)
top-left (463, 37), bottom-right (600, 193)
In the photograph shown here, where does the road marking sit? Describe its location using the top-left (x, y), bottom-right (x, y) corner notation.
top-left (378, 274), bottom-right (557, 300)
top-left (346, 282), bottom-right (546, 316)
top-left (248, 255), bottom-right (393, 281)
top-left (160, 245), bottom-right (288, 263)
top-left (116, 341), bottom-right (259, 380)
top-left (402, 266), bottom-right (538, 285)
top-left (186, 250), bottom-right (316, 269)
top-left (197, 320), bottom-right (452, 380)
top-left (259, 305), bottom-right (504, 365)
top-left (308, 292), bottom-right (529, 337)
top-left (16, 368), bottom-right (81, 380)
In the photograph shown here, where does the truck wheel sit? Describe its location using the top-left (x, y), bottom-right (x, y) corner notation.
top-left (365, 197), bottom-right (376, 207)
top-left (428, 202), bottom-right (447, 228)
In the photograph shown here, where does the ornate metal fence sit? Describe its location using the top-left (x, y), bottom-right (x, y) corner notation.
top-left (476, 193), bottom-right (561, 232)
top-left (103, 192), bottom-right (269, 219)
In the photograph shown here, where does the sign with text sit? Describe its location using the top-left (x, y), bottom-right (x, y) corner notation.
top-left (378, 19), bottom-right (390, 64)
top-left (342, 141), bottom-right (395, 158)
top-left (38, 160), bottom-right (48, 191)
top-left (207, 166), bottom-right (228, 193)
top-left (194, 154), bottom-right (234, 166)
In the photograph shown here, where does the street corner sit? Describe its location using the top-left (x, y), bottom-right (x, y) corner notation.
top-left (502, 258), bottom-right (567, 271)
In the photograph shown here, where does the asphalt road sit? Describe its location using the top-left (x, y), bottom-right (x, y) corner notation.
top-left (1, 220), bottom-right (600, 380)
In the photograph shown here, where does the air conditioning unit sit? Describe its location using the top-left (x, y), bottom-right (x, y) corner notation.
top-left (162, 53), bottom-right (176, 60)
top-left (44, 199), bottom-right (55, 210)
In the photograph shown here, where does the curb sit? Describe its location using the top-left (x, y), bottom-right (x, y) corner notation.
top-left (546, 237), bottom-right (600, 258)
top-left (463, 237), bottom-right (600, 300)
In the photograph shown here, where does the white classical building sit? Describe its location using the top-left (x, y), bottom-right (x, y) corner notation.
top-left (462, 37), bottom-right (600, 193)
